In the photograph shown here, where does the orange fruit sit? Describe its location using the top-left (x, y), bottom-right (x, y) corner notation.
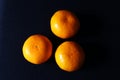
top-left (22, 34), bottom-right (52, 64)
top-left (50, 10), bottom-right (80, 39)
top-left (55, 41), bottom-right (85, 72)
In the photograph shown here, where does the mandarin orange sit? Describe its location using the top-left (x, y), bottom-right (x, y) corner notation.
top-left (55, 41), bottom-right (85, 72)
top-left (22, 34), bottom-right (52, 64)
top-left (50, 10), bottom-right (80, 39)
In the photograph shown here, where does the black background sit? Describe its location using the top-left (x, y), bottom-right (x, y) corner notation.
top-left (0, 0), bottom-right (120, 80)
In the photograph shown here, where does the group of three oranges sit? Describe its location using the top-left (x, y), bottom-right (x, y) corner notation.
top-left (22, 10), bottom-right (85, 72)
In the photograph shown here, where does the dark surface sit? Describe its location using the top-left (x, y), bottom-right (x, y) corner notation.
top-left (0, 0), bottom-right (120, 80)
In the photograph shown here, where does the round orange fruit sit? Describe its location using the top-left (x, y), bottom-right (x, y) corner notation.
top-left (50, 10), bottom-right (80, 39)
top-left (55, 41), bottom-right (85, 72)
top-left (22, 34), bottom-right (52, 64)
